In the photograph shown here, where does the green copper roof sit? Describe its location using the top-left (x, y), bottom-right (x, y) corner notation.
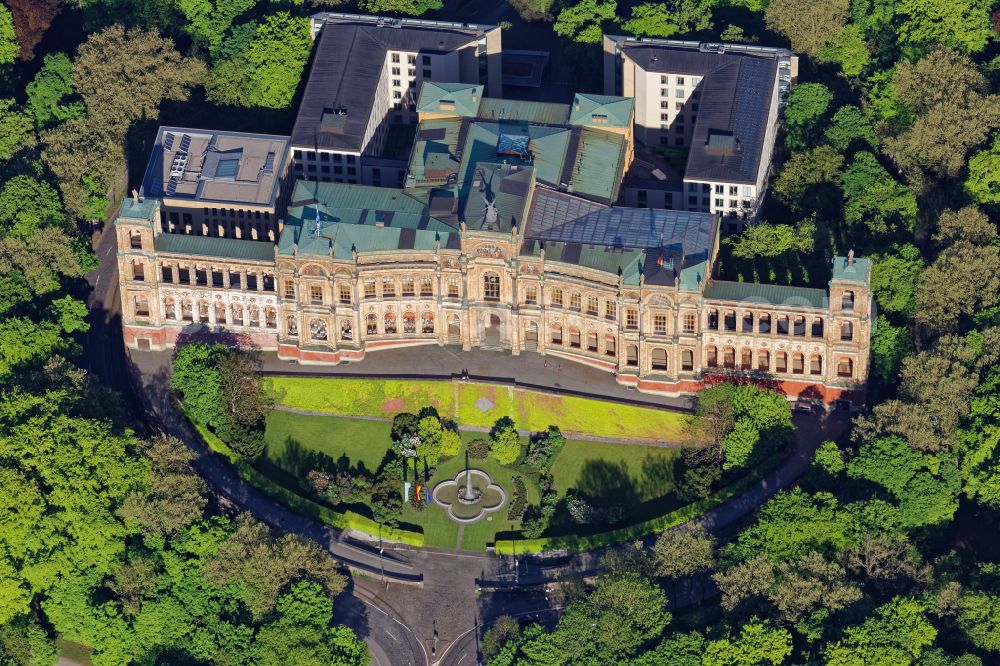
top-left (569, 93), bottom-right (634, 128)
top-left (416, 82), bottom-right (483, 117)
top-left (279, 180), bottom-right (459, 259)
top-left (572, 128), bottom-right (627, 202)
top-left (679, 260), bottom-right (706, 292)
top-left (703, 281), bottom-right (829, 309)
top-left (154, 233), bottom-right (275, 262)
top-left (118, 197), bottom-right (158, 223)
top-left (477, 98), bottom-right (570, 125)
top-left (831, 255), bottom-right (871, 284)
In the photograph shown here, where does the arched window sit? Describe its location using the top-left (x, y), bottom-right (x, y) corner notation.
top-left (792, 353), bottom-right (804, 374)
top-left (230, 303), bottom-right (242, 325)
top-left (757, 350), bottom-right (769, 371)
top-left (706, 346), bottom-right (718, 367)
top-left (810, 354), bottom-right (823, 375)
top-left (163, 297), bottom-right (176, 320)
top-left (793, 315), bottom-right (806, 337)
top-left (587, 331), bottom-right (598, 351)
top-left (838, 357), bottom-right (854, 377)
top-left (605, 335), bottom-right (616, 356)
top-left (403, 311), bottom-right (416, 334)
top-left (707, 309), bottom-right (719, 330)
top-left (483, 272), bottom-right (500, 301)
top-left (568, 328), bottom-right (581, 348)
top-left (651, 348), bottom-right (668, 371)
top-left (551, 325), bottom-right (562, 344)
top-left (366, 313), bottom-right (378, 335)
top-left (341, 320), bottom-right (353, 340)
top-left (741, 348), bottom-right (752, 370)
top-left (265, 307), bottom-right (276, 329)
top-left (626, 344), bottom-right (639, 367)
top-left (842, 290), bottom-right (855, 311)
top-left (776, 352), bottom-right (787, 373)
top-left (421, 311), bottom-right (434, 333)
top-left (215, 301), bottom-right (227, 325)
top-left (198, 301), bottom-right (210, 324)
top-left (758, 313), bottom-right (771, 333)
top-left (681, 349), bottom-right (694, 371)
top-left (384, 312), bottom-right (397, 334)
top-left (723, 347), bottom-right (736, 369)
top-left (287, 315), bottom-right (298, 337)
top-left (840, 321), bottom-right (853, 341)
top-left (248, 304), bottom-right (260, 327)
top-left (309, 319), bottom-right (327, 340)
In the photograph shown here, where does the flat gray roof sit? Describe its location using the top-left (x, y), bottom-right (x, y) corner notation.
top-left (141, 127), bottom-right (290, 207)
top-left (290, 19), bottom-right (489, 153)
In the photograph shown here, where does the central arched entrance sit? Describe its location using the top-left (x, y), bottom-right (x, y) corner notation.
top-left (483, 313), bottom-right (502, 347)
top-left (524, 321), bottom-right (538, 351)
top-left (447, 314), bottom-right (461, 345)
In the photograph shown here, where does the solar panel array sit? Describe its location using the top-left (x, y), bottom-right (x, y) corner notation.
top-left (164, 132), bottom-right (174, 150)
top-left (179, 134), bottom-right (191, 152)
top-left (166, 177), bottom-right (178, 196)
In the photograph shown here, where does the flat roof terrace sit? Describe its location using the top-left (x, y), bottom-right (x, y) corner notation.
top-left (141, 127), bottom-right (290, 208)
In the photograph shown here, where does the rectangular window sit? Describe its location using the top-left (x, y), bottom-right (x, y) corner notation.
top-left (402, 277), bottom-right (414, 296)
top-left (605, 300), bottom-right (616, 320)
top-left (524, 285), bottom-right (537, 304)
top-left (339, 284), bottom-right (351, 304)
top-left (310, 285), bottom-right (323, 305)
top-left (284, 282), bottom-right (295, 300)
top-left (422, 55), bottom-right (431, 66)
top-left (161, 265), bottom-right (173, 283)
top-left (552, 290), bottom-right (563, 307)
top-left (654, 315), bottom-right (667, 336)
top-left (676, 76), bottom-right (685, 85)
top-left (586, 295), bottom-right (598, 316)
top-left (626, 309), bottom-right (638, 330)
top-left (683, 313), bottom-right (696, 334)
top-left (365, 280), bottom-right (376, 298)
top-left (420, 277), bottom-right (433, 296)
top-left (448, 280), bottom-right (459, 298)
top-left (569, 292), bottom-right (581, 311)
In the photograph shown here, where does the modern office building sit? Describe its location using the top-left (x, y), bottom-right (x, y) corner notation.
top-left (603, 36), bottom-right (797, 225)
top-left (290, 13), bottom-right (502, 190)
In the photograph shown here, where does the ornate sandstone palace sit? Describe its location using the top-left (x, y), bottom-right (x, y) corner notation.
top-left (116, 16), bottom-right (872, 407)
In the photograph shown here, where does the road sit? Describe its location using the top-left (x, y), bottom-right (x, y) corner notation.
top-left (83, 220), bottom-right (850, 666)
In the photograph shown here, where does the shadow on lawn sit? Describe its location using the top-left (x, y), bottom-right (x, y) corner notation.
top-left (273, 436), bottom-right (376, 479)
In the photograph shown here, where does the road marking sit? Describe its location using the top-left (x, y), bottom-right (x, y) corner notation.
top-left (94, 274), bottom-right (101, 289)
top-left (385, 629), bottom-right (397, 640)
top-left (106, 246), bottom-right (114, 256)
top-left (457, 655), bottom-right (467, 665)
top-left (368, 604), bottom-right (389, 617)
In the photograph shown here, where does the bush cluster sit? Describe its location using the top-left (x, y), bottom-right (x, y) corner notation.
top-left (507, 475), bottom-right (527, 521)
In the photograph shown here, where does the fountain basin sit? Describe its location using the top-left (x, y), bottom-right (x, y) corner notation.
top-left (432, 469), bottom-right (507, 523)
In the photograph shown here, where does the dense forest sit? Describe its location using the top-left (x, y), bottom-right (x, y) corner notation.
top-left (0, 0), bottom-right (997, 663)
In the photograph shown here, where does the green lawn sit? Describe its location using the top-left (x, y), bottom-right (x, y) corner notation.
top-left (262, 410), bottom-right (683, 550)
top-left (268, 376), bottom-right (692, 442)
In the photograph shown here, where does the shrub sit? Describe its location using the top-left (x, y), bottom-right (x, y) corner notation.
top-left (507, 476), bottom-right (527, 521)
top-left (440, 429), bottom-right (461, 458)
top-left (521, 475), bottom-right (557, 538)
top-left (490, 417), bottom-right (522, 466)
top-left (468, 438), bottom-right (491, 459)
top-left (567, 496), bottom-right (594, 525)
top-left (524, 425), bottom-right (566, 470)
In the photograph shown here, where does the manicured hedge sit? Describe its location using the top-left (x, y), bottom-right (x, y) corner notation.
top-left (188, 412), bottom-right (425, 547)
